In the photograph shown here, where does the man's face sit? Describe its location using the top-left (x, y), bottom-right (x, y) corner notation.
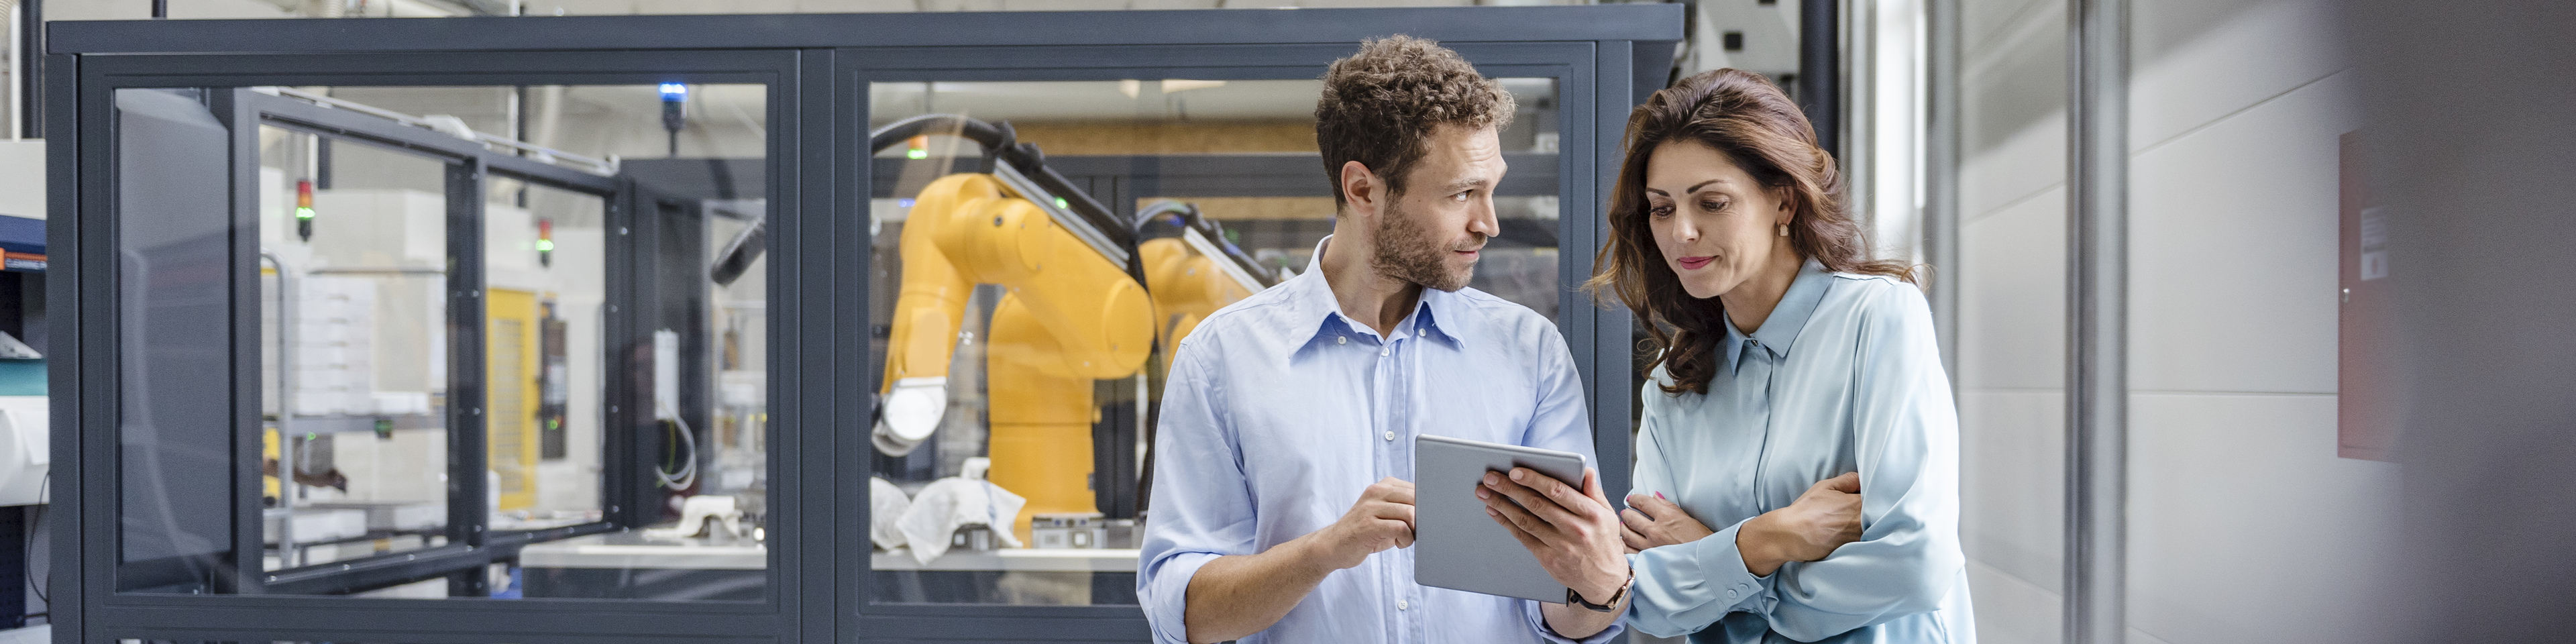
top-left (1372, 123), bottom-right (1507, 292)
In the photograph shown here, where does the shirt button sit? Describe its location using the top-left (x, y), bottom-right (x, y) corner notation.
top-left (1727, 588), bottom-right (1739, 600)
top-left (1383, 431), bottom-right (1395, 441)
top-left (1336, 335), bottom-right (1346, 345)
top-left (1380, 348), bottom-right (1389, 357)
top-left (1397, 599), bottom-right (1409, 610)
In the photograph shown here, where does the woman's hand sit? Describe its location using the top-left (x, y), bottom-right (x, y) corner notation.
top-left (1737, 472), bottom-right (1864, 576)
top-left (1620, 492), bottom-right (1715, 553)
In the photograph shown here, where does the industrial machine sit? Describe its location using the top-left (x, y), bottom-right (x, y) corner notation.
top-left (865, 115), bottom-right (1272, 547)
top-left (103, 84), bottom-right (780, 600)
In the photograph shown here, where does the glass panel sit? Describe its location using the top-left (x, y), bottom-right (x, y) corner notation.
top-left (259, 122), bottom-right (455, 573)
top-left (115, 83), bottom-right (771, 601)
top-left (115, 87), bottom-right (241, 595)
top-left (480, 178), bottom-right (608, 526)
top-left (861, 78), bottom-right (1561, 605)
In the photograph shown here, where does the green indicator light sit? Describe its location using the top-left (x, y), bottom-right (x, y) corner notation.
top-left (906, 148), bottom-right (929, 160)
top-left (536, 239), bottom-right (556, 252)
top-left (296, 207), bottom-right (315, 221)
top-left (1053, 197), bottom-right (1069, 209)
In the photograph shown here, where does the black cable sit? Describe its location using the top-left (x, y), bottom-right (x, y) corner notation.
top-left (18, 0), bottom-right (40, 140)
top-left (25, 473), bottom-right (46, 605)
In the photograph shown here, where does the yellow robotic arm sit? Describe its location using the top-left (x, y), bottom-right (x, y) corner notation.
top-left (878, 172), bottom-right (1162, 544)
top-left (869, 115), bottom-right (1277, 548)
top-left (1140, 237), bottom-right (1256, 369)
top-left (877, 173), bottom-right (1161, 443)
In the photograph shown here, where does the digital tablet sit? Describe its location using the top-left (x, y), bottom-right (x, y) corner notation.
top-left (1413, 434), bottom-right (1591, 603)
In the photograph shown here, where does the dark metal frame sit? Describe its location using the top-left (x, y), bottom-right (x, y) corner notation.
top-left (44, 7), bottom-right (1679, 643)
top-left (1799, 0), bottom-right (1843, 161)
top-left (217, 88), bottom-right (623, 598)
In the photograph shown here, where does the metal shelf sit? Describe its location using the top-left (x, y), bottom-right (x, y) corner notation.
top-left (271, 413), bottom-right (444, 435)
top-left (872, 547), bottom-right (1138, 574)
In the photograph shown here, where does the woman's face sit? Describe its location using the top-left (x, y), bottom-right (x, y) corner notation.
top-left (1643, 140), bottom-right (1792, 300)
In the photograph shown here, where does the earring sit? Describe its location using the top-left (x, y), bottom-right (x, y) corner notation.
top-left (1776, 223), bottom-right (1790, 237)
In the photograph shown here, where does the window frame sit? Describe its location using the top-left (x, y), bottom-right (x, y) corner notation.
top-left (44, 8), bottom-right (1678, 643)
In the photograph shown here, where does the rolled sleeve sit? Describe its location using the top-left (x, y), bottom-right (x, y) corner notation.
top-left (1140, 551), bottom-right (1222, 644)
top-left (1625, 518), bottom-right (1774, 638)
top-left (1521, 598), bottom-right (1627, 644)
top-left (1136, 347), bottom-right (1256, 644)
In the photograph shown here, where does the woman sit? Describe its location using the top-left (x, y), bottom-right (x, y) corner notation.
top-left (1591, 68), bottom-right (1972, 643)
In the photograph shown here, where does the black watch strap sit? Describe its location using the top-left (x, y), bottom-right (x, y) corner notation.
top-left (1566, 569), bottom-right (1633, 612)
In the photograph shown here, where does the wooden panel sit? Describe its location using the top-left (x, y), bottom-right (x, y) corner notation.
top-left (1148, 197), bottom-right (1336, 221)
top-left (1010, 120), bottom-right (1316, 155)
top-left (2337, 131), bottom-right (2394, 461)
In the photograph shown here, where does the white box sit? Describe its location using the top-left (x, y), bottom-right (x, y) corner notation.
top-left (264, 508), bottom-right (370, 544)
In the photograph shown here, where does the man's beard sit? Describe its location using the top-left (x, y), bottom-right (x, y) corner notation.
top-left (1371, 199), bottom-right (1483, 292)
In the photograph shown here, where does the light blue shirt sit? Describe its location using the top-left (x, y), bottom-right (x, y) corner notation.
top-left (1139, 238), bottom-right (1620, 644)
top-left (1625, 260), bottom-right (1975, 643)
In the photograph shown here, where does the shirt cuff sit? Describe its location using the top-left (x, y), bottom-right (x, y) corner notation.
top-left (1694, 519), bottom-right (1772, 612)
top-left (1630, 519), bottom-right (1769, 616)
top-left (1140, 551), bottom-right (1221, 644)
top-left (1523, 598), bottom-right (1627, 644)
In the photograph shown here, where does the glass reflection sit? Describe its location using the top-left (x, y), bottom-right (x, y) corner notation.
top-left (113, 83), bottom-right (771, 601)
top-left (863, 78), bottom-right (1560, 606)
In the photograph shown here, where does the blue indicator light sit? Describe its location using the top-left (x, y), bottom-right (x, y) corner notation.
top-left (659, 83), bottom-right (688, 100)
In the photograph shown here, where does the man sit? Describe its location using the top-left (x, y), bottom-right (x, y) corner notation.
top-left (1136, 36), bottom-right (1631, 644)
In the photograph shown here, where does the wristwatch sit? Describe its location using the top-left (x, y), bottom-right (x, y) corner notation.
top-left (1566, 568), bottom-right (1633, 612)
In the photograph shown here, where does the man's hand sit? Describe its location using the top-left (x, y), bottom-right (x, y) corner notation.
top-left (1620, 492), bottom-right (1715, 553)
top-left (1737, 472), bottom-right (1865, 576)
top-left (1479, 467), bottom-right (1629, 604)
top-left (1182, 477), bottom-right (1415, 643)
top-left (1309, 476), bottom-right (1417, 570)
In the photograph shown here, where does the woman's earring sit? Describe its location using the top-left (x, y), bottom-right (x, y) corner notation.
top-left (1776, 223), bottom-right (1790, 237)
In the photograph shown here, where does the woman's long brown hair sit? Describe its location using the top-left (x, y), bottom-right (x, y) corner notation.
top-left (1585, 68), bottom-right (1915, 396)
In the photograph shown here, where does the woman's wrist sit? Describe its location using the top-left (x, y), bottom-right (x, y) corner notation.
top-left (1735, 513), bottom-right (1786, 577)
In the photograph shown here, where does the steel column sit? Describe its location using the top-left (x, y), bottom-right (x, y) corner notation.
top-left (1926, 0), bottom-right (1961, 384)
top-left (2065, 0), bottom-right (2128, 642)
top-left (1798, 0), bottom-right (1842, 160)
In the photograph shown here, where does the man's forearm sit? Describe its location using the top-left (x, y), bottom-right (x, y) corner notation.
top-left (1182, 536), bottom-right (1335, 644)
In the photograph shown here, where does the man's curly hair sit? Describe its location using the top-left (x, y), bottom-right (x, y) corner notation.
top-left (1315, 35), bottom-right (1516, 211)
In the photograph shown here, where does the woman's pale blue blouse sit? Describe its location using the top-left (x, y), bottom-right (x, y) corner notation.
top-left (1624, 260), bottom-right (1976, 643)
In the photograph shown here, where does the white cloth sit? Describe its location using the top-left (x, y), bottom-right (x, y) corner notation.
top-left (895, 476), bottom-right (1026, 564)
top-left (869, 477), bottom-right (914, 551)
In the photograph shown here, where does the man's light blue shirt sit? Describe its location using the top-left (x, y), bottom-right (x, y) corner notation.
top-left (1625, 260), bottom-right (1974, 643)
top-left (1138, 238), bottom-right (1621, 644)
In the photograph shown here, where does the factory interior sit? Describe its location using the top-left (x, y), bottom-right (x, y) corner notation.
top-left (0, 1), bottom-right (2570, 643)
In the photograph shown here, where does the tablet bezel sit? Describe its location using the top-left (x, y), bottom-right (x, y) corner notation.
top-left (1412, 434), bottom-right (1591, 603)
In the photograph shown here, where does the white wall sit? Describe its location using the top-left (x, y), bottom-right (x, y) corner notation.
top-left (1957, 0), bottom-right (2069, 639)
top-left (0, 141), bottom-right (40, 219)
top-left (1956, 1), bottom-right (2395, 643)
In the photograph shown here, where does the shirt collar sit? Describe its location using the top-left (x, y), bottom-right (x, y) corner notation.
top-left (1289, 235), bottom-right (1468, 359)
top-left (1723, 258), bottom-right (1832, 368)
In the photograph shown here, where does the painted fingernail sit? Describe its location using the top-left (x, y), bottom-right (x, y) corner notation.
top-left (1654, 492), bottom-right (1665, 500)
